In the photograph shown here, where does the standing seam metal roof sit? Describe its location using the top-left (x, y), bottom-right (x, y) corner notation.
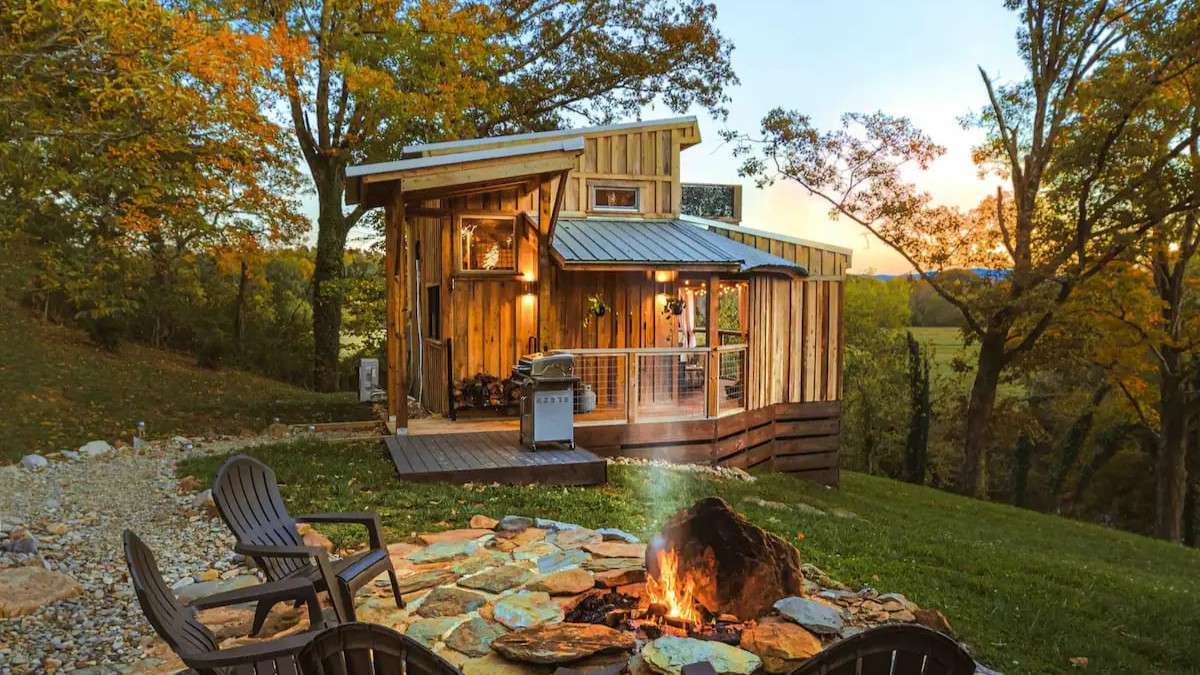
top-left (553, 219), bottom-right (807, 274)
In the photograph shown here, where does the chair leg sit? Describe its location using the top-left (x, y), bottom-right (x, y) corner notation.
top-left (250, 599), bottom-right (274, 636)
top-left (337, 577), bottom-right (357, 622)
top-left (386, 567), bottom-right (405, 609)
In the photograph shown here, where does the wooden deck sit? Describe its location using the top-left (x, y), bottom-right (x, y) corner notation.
top-left (384, 430), bottom-right (607, 486)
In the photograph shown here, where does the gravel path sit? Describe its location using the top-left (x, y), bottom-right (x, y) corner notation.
top-left (0, 444), bottom-right (243, 674)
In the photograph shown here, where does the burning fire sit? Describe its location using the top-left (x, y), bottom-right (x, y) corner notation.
top-left (645, 547), bottom-right (703, 626)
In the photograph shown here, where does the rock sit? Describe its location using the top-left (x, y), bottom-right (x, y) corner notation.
top-left (773, 597), bottom-right (845, 636)
top-left (1069, 656), bottom-right (1089, 668)
top-left (493, 591), bottom-right (564, 630)
top-left (297, 524), bottom-right (334, 554)
top-left (177, 475), bottom-right (201, 493)
top-left (640, 636), bottom-right (761, 675)
top-left (648, 497), bottom-right (803, 619)
top-left (584, 557), bottom-right (644, 572)
top-left (416, 587), bottom-right (488, 618)
top-left (1, 532), bottom-right (38, 554)
top-left (354, 595), bottom-right (408, 628)
top-left (913, 607), bottom-right (954, 636)
top-left (829, 508), bottom-right (859, 520)
top-left (172, 435), bottom-right (193, 449)
top-left (744, 497), bottom-right (789, 510)
top-left (60, 450), bottom-right (80, 461)
top-left (535, 518), bottom-right (580, 531)
top-left (19, 454), bottom-right (49, 471)
top-left (535, 549), bottom-right (589, 574)
top-left (491, 623), bottom-right (635, 664)
top-left (459, 565), bottom-right (533, 594)
top-left (388, 541), bottom-right (422, 559)
top-left (514, 541), bottom-right (560, 562)
top-left (420, 529), bottom-right (493, 545)
top-left (527, 568), bottom-right (595, 595)
top-left (584, 542), bottom-right (646, 559)
top-left (267, 422), bottom-right (290, 438)
top-left (196, 569), bottom-right (221, 582)
top-left (462, 652), bottom-right (553, 675)
top-left (191, 489), bottom-right (217, 517)
top-left (549, 527), bottom-right (603, 549)
top-left (408, 540), bottom-right (478, 563)
top-left (174, 574), bottom-right (259, 605)
top-left (453, 550), bottom-right (514, 575)
top-left (78, 440), bottom-right (113, 458)
top-left (596, 528), bottom-right (640, 543)
top-left (498, 515), bottom-right (535, 532)
top-left (794, 503), bottom-right (826, 517)
top-left (45, 522), bottom-right (69, 536)
top-left (0, 567), bottom-right (83, 618)
top-left (595, 568), bottom-right (645, 587)
top-left (405, 617), bottom-right (463, 647)
top-left (470, 515), bottom-right (500, 530)
top-left (890, 609), bottom-right (917, 623)
top-left (445, 617), bottom-right (508, 657)
top-left (738, 622), bottom-right (822, 673)
top-left (396, 569), bottom-right (460, 594)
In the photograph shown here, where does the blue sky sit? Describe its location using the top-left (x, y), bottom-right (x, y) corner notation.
top-left (677, 0), bottom-right (1026, 272)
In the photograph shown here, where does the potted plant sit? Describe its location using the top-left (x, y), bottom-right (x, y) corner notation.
top-left (583, 294), bottom-right (608, 327)
top-left (663, 295), bottom-right (686, 316)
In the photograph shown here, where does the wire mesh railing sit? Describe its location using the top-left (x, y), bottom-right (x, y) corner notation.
top-left (571, 353), bottom-right (627, 422)
top-left (636, 351), bottom-right (707, 420)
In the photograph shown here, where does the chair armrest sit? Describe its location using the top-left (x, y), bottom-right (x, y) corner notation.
top-left (183, 631), bottom-right (314, 670)
top-left (296, 511), bottom-right (384, 549)
top-left (191, 576), bottom-right (326, 631)
top-left (234, 542), bottom-right (326, 559)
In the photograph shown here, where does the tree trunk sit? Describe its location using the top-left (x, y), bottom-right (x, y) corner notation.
top-left (311, 171), bottom-right (351, 392)
top-left (1155, 348), bottom-right (1188, 542)
top-left (959, 328), bottom-right (1007, 497)
top-left (233, 259), bottom-right (248, 354)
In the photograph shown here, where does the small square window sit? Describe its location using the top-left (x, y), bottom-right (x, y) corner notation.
top-left (591, 185), bottom-right (639, 212)
top-left (459, 216), bottom-right (516, 271)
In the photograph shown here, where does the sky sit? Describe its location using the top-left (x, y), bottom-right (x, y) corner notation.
top-left (677, 0), bottom-right (1027, 273)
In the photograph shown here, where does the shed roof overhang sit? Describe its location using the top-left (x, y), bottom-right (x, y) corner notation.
top-left (345, 137), bottom-right (584, 208)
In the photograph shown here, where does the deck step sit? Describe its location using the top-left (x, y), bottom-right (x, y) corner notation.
top-left (384, 430), bottom-right (607, 486)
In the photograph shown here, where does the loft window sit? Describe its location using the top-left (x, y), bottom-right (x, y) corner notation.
top-left (590, 185), bottom-right (639, 212)
top-left (425, 285), bottom-right (440, 339)
top-left (459, 216), bottom-right (516, 272)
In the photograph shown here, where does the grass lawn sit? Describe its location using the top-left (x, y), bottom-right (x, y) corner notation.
top-left (0, 305), bottom-right (372, 463)
top-left (181, 440), bottom-right (1200, 675)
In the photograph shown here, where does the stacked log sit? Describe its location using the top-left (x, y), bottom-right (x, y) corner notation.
top-left (453, 373), bottom-right (522, 412)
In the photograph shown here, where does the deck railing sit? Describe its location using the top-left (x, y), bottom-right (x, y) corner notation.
top-left (564, 344), bottom-right (747, 423)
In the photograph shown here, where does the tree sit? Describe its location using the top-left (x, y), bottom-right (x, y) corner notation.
top-left (204, 0), bottom-right (737, 390)
top-left (725, 0), bottom-right (1200, 498)
top-left (904, 331), bottom-right (931, 484)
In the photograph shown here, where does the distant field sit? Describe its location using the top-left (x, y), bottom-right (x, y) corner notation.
top-left (908, 326), bottom-right (1023, 397)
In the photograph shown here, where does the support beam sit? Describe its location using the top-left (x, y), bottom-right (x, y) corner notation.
top-left (385, 190), bottom-right (409, 433)
top-left (707, 274), bottom-right (720, 417)
top-left (536, 179), bottom-right (557, 350)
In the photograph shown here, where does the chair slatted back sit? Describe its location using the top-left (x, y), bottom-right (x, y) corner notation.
top-left (123, 530), bottom-right (218, 659)
top-left (789, 625), bottom-right (975, 675)
top-left (298, 623), bottom-right (464, 675)
top-left (213, 455), bottom-right (307, 580)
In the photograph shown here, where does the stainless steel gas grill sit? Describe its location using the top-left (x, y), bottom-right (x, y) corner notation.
top-left (512, 351), bottom-right (578, 450)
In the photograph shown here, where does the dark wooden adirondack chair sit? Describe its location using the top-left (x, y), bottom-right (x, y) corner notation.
top-left (297, 622), bottom-right (463, 675)
top-left (123, 530), bottom-right (325, 675)
top-left (789, 624), bottom-right (975, 675)
top-left (212, 454), bottom-right (403, 625)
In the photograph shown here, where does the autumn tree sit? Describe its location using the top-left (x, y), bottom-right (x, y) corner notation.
top-left (726, 0), bottom-right (1200, 498)
top-left (199, 0), bottom-right (737, 390)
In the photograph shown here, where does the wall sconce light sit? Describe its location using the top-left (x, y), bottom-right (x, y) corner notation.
top-left (521, 279), bottom-right (535, 297)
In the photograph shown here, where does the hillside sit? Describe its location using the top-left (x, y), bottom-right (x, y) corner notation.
top-left (0, 303), bottom-right (371, 463)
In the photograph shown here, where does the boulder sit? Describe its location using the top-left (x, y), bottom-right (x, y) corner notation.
top-left (640, 636), bottom-right (761, 675)
top-left (459, 565), bottom-right (533, 594)
top-left (648, 497), bottom-right (803, 619)
top-left (470, 515), bottom-right (500, 529)
top-left (78, 440), bottom-right (113, 458)
top-left (491, 623), bottom-right (635, 665)
top-left (493, 591), bottom-right (564, 630)
top-left (527, 568), bottom-right (595, 596)
top-left (0, 567), bottom-right (82, 618)
top-left (416, 587), bottom-right (488, 618)
top-left (773, 597), bottom-right (844, 636)
top-left (445, 617), bottom-right (508, 657)
top-left (19, 454), bottom-right (48, 471)
top-left (738, 621), bottom-right (822, 673)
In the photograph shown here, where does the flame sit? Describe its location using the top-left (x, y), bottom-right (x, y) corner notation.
top-left (645, 547), bottom-right (703, 626)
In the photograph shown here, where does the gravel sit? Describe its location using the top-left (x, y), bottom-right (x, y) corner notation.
top-left (0, 442), bottom-right (249, 674)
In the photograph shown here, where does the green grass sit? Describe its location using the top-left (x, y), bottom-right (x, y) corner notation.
top-left (0, 306), bottom-right (372, 463)
top-left (181, 440), bottom-right (1200, 675)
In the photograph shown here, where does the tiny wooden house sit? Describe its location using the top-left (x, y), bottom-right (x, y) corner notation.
top-left (347, 117), bottom-right (850, 484)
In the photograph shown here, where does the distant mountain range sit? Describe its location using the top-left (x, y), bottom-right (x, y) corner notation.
top-left (863, 268), bottom-right (1010, 281)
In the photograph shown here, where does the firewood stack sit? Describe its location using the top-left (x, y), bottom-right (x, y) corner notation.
top-left (453, 373), bottom-right (522, 412)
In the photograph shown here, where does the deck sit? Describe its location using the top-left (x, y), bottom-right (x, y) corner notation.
top-left (383, 430), bottom-right (607, 486)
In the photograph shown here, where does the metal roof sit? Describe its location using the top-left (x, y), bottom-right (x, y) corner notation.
top-left (347, 138), bottom-right (584, 179)
top-left (553, 218), bottom-right (807, 274)
top-left (680, 214), bottom-right (854, 257)
top-left (401, 116), bottom-right (698, 157)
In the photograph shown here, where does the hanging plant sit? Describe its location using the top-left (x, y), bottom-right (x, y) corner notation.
top-left (662, 295), bottom-right (686, 316)
top-left (583, 294), bottom-right (608, 327)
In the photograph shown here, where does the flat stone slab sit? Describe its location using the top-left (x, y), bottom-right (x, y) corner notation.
top-left (462, 652), bottom-right (552, 675)
top-left (596, 528), bottom-right (640, 543)
top-left (417, 587), bottom-right (488, 618)
top-left (459, 565), bottom-right (533, 594)
top-left (594, 568), bottom-right (645, 587)
top-left (0, 567), bottom-right (82, 618)
top-left (535, 549), bottom-right (589, 574)
top-left (491, 623), bottom-right (636, 664)
top-left (396, 569), bottom-right (459, 594)
top-left (453, 550), bottom-right (513, 575)
top-left (641, 636), bottom-right (761, 675)
top-left (494, 591), bottom-right (565, 630)
top-left (583, 557), bottom-right (644, 572)
top-left (583, 542), bottom-right (646, 558)
top-left (527, 568), bottom-right (595, 596)
top-left (773, 596), bottom-right (845, 635)
top-left (548, 528), bottom-right (602, 550)
top-left (408, 540), bottom-right (479, 563)
top-left (739, 621), bottom-right (822, 673)
top-left (405, 617), bottom-right (463, 647)
top-left (445, 617), bottom-right (509, 657)
top-left (420, 528), bottom-right (494, 545)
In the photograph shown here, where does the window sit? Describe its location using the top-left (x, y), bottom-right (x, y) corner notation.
top-left (590, 185), bottom-right (639, 212)
top-left (425, 285), bottom-right (440, 339)
top-left (459, 216), bottom-right (516, 272)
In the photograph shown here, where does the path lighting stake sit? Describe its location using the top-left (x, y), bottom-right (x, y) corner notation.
top-left (133, 421), bottom-right (146, 450)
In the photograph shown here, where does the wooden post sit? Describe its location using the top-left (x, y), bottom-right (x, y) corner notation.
top-left (537, 179), bottom-right (556, 351)
top-left (626, 351), bottom-right (638, 424)
top-left (385, 189), bottom-right (409, 433)
top-left (707, 274), bottom-right (720, 417)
